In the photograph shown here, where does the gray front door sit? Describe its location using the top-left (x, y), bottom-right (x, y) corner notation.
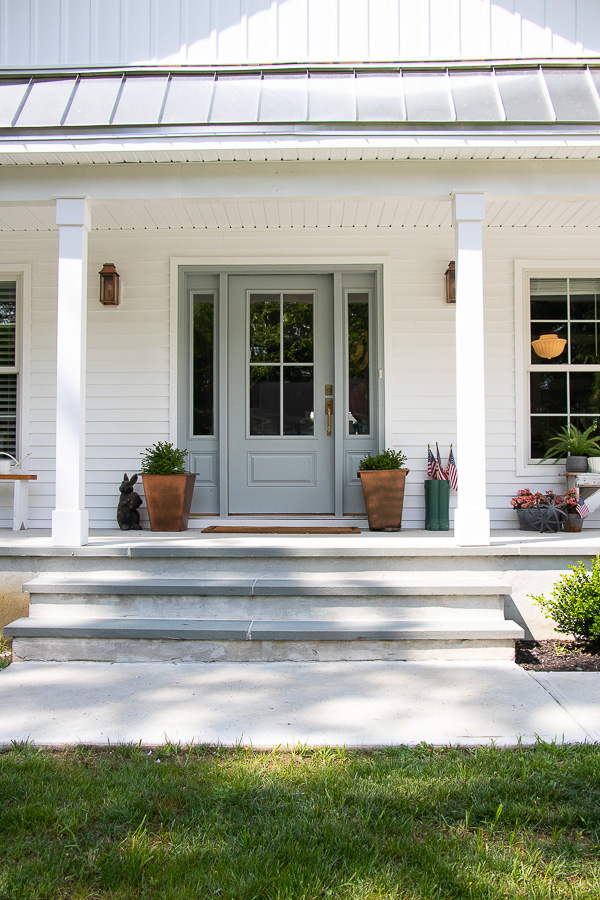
top-left (228, 275), bottom-right (335, 514)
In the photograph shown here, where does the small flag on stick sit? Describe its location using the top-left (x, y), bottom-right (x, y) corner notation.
top-left (427, 444), bottom-right (436, 478)
top-left (576, 491), bottom-right (590, 518)
top-left (436, 443), bottom-right (448, 481)
top-left (445, 444), bottom-right (458, 491)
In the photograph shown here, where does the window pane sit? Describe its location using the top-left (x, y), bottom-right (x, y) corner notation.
top-left (348, 293), bottom-right (370, 435)
top-left (531, 415), bottom-right (567, 459)
top-left (192, 295), bottom-right (214, 436)
top-left (530, 323), bottom-right (567, 364)
top-left (570, 322), bottom-right (600, 364)
top-left (283, 295), bottom-right (313, 363)
top-left (0, 373), bottom-right (16, 455)
top-left (530, 371), bottom-right (567, 414)
top-left (570, 294), bottom-right (599, 320)
top-left (570, 372), bottom-right (600, 414)
top-left (250, 366), bottom-right (279, 435)
top-left (530, 295), bottom-right (567, 321)
top-left (283, 366), bottom-right (314, 435)
top-left (0, 283), bottom-right (16, 367)
top-left (249, 295), bottom-right (280, 362)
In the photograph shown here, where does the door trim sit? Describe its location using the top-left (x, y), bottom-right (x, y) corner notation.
top-left (174, 261), bottom-right (386, 518)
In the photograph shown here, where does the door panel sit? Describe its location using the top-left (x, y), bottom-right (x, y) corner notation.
top-left (228, 274), bottom-right (335, 514)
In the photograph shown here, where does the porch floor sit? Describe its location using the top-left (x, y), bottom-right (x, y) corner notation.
top-left (0, 527), bottom-right (599, 557)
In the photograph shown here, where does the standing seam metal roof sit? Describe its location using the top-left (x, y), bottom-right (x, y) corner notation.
top-left (3, 64), bottom-right (600, 132)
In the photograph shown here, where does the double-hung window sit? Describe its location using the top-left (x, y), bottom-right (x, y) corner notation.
top-left (0, 281), bottom-right (18, 456)
top-left (528, 277), bottom-right (600, 461)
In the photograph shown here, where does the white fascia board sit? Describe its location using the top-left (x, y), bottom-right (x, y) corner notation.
top-left (2, 131), bottom-right (600, 158)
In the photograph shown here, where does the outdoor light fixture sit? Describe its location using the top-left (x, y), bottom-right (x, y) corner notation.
top-left (445, 261), bottom-right (455, 303)
top-left (531, 333), bottom-right (566, 359)
top-left (99, 263), bottom-right (120, 306)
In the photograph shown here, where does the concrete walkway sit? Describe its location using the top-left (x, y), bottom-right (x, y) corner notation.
top-left (1, 660), bottom-right (598, 747)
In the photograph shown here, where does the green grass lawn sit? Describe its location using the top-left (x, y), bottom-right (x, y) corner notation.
top-left (1, 742), bottom-right (599, 900)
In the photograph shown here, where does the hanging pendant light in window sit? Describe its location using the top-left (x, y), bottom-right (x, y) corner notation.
top-left (531, 333), bottom-right (566, 359)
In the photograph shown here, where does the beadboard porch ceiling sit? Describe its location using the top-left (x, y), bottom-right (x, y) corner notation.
top-left (2, 195), bottom-right (600, 231)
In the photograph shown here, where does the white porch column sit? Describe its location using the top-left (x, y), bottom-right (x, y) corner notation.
top-left (452, 192), bottom-right (490, 546)
top-left (52, 197), bottom-right (91, 547)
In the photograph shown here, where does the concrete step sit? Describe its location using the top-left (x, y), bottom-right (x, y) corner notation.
top-left (24, 573), bottom-right (510, 619)
top-left (6, 611), bottom-right (524, 663)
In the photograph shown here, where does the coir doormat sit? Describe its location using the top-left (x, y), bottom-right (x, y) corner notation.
top-left (201, 526), bottom-right (362, 534)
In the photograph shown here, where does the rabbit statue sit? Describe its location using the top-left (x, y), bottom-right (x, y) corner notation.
top-left (116, 473), bottom-right (143, 530)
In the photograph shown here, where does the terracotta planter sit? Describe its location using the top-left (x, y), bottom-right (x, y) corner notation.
top-left (358, 469), bottom-right (409, 531)
top-left (141, 473), bottom-right (196, 531)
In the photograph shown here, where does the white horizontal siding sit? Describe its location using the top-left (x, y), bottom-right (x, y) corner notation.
top-left (2, 222), bottom-right (600, 528)
top-left (1, 0), bottom-right (599, 67)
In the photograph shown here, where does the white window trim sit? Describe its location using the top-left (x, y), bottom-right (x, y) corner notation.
top-left (515, 259), bottom-right (600, 476)
top-left (0, 265), bottom-right (31, 465)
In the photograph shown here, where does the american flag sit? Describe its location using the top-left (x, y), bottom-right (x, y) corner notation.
top-left (576, 491), bottom-right (590, 518)
top-left (445, 445), bottom-right (458, 491)
top-left (436, 443), bottom-right (448, 481)
top-left (427, 445), bottom-right (436, 478)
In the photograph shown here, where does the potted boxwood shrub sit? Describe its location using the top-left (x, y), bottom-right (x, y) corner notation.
top-left (140, 441), bottom-right (196, 531)
top-left (358, 449), bottom-right (409, 531)
top-left (539, 422), bottom-right (600, 473)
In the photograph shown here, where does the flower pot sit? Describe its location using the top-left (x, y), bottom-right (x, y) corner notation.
top-left (589, 457), bottom-right (600, 474)
top-left (564, 512), bottom-right (584, 533)
top-left (516, 507), bottom-right (566, 533)
top-left (358, 469), bottom-right (409, 531)
top-left (566, 455), bottom-right (588, 473)
top-left (141, 473), bottom-right (196, 531)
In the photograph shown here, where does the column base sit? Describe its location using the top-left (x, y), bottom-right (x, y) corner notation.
top-left (453, 507), bottom-right (490, 546)
top-left (52, 509), bottom-right (89, 547)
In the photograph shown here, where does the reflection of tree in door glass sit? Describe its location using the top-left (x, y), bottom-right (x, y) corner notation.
top-left (249, 296), bottom-right (280, 362)
top-left (283, 295), bottom-right (313, 363)
top-left (348, 294), bottom-right (370, 435)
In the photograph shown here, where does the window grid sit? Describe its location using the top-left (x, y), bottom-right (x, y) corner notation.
top-left (529, 277), bottom-right (600, 461)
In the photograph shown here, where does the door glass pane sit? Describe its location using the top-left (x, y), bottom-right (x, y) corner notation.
top-left (250, 365), bottom-right (280, 435)
top-left (530, 371), bottom-right (567, 414)
top-left (348, 293), bottom-right (370, 435)
top-left (283, 294), bottom-right (313, 363)
top-left (192, 294), bottom-right (214, 436)
top-left (570, 372), bottom-right (600, 414)
top-left (250, 295), bottom-right (280, 362)
top-left (283, 366), bottom-right (314, 435)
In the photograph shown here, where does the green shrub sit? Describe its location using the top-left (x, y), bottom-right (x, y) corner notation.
top-left (530, 558), bottom-right (600, 641)
top-left (140, 441), bottom-right (188, 475)
top-left (358, 448), bottom-right (407, 470)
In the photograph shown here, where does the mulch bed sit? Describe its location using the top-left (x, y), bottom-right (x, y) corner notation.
top-left (516, 639), bottom-right (600, 672)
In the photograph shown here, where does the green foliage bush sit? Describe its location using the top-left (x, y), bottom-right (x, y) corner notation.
top-left (140, 441), bottom-right (188, 475)
top-left (358, 448), bottom-right (407, 470)
top-left (531, 558), bottom-right (600, 641)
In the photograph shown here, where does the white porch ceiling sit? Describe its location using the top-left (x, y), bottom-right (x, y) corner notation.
top-left (3, 196), bottom-right (600, 231)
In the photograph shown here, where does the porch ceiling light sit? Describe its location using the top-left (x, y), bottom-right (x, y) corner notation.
top-left (531, 333), bottom-right (566, 359)
top-left (99, 263), bottom-right (120, 306)
top-left (445, 261), bottom-right (455, 303)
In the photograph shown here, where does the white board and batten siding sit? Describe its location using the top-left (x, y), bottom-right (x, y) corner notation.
top-left (1, 0), bottom-right (600, 68)
top-left (0, 223), bottom-right (597, 529)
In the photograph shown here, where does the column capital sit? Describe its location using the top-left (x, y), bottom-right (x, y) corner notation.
top-left (452, 192), bottom-right (485, 224)
top-left (55, 197), bottom-right (91, 230)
